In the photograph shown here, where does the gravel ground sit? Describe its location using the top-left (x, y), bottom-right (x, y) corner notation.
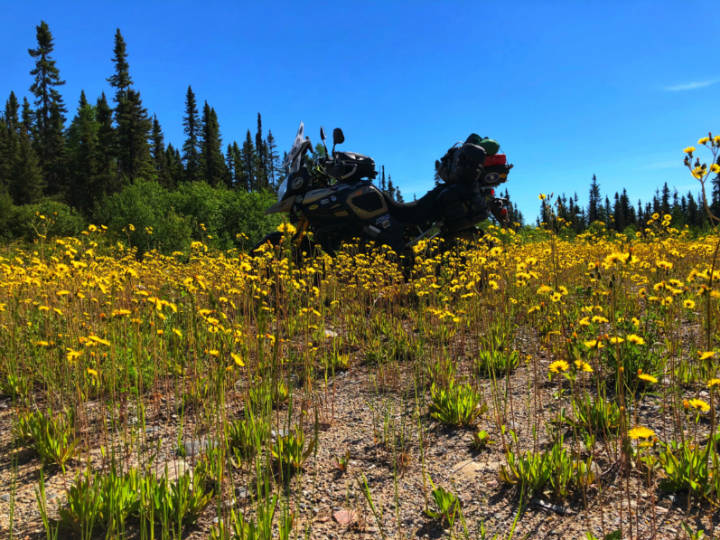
top-left (1, 353), bottom-right (717, 540)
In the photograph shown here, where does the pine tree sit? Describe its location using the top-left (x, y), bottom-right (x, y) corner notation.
top-left (28, 20), bottom-right (67, 197)
top-left (151, 115), bottom-right (172, 188)
top-left (224, 144), bottom-right (235, 188)
top-left (0, 93), bottom-right (20, 192)
top-left (11, 128), bottom-right (45, 204)
top-left (182, 86), bottom-right (201, 182)
top-left (21, 97), bottom-right (34, 137)
top-left (661, 183), bottom-right (671, 215)
top-left (165, 144), bottom-right (184, 187)
top-left (241, 130), bottom-right (255, 190)
top-left (95, 92), bottom-right (118, 196)
top-left (228, 141), bottom-right (244, 189)
top-left (200, 102), bottom-right (226, 186)
top-left (108, 30), bottom-right (152, 182)
top-left (266, 130), bottom-right (279, 189)
top-left (588, 174), bottom-right (601, 224)
top-left (107, 29), bottom-right (131, 99)
top-left (254, 113), bottom-right (267, 189)
top-left (604, 196), bottom-right (611, 225)
top-left (66, 90), bottom-right (101, 212)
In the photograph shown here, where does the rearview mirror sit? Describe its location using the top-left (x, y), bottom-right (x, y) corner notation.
top-left (320, 127), bottom-right (326, 142)
top-left (332, 128), bottom-right (345, 146)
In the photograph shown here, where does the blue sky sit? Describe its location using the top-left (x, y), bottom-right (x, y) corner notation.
top-left (2, 0), bottom-right (718, 221)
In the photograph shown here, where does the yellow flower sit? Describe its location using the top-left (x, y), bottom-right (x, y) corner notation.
top-left (638, 372), bottom-right (657, 384)
top-left (88, 335), bottom-right (111, 347)
top-left (608, 336), bottom-right (624, 345)
top-left (128, 223), bottom-right (135, 232)
top-left (537, 285), bottom-right (553, 295)
top-left (707, 378), bottom-right (720, 388)
top-left (276, 222), bottom-right (297, 235)
top-left (591, 315), bottom-right (609, 324)
top-left (627, 334), bottom-right (645, 345)
top-left (574, 360), bottom-right (593, 373)
top-left (684, 299), bottom-right (695, 309)
top-left (231, 353), bottom-right (244, 367)
top-left (584, 339), bottom-right (604, 349)
top-left (698, 137), bottom-right (710, 145)
top-left (711, 163), bottom-right (720, 174)
top-left (628, 426), bottom-right (655, 440)
top-left (691, 165), bottom-right (707, 179)
top-left (683, 146), bottom-right (695, 154)
top-left (699, 351), bottom-right (716, 361)
top-left (538, 193), bottom-right (547, 200)
top-left (549, 360), bottom-right (569, 373)
top-left (172, 328), bottom-right (183, 338)
top-left (86, 368), bottom-right (99, 378)
top-left (207, 349), bottom-right (220, 357)
top-left (686, 398), bottom-right (710, 412)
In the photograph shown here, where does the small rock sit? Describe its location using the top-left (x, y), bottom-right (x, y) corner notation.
top-left (0, 493), bottom-right (11, 502)
top-left (236, 487), bottom-right (249, 499)
top-left (324, 328), bottom-right (339, 339)
top-left (451, 459), bottom-right (483, 481)
top-left (180, 437), bottom-right (213, 456)
top-left (333, 509), bottom-right (357, 527)
top-left (156, 459), bottom-right (191, 482)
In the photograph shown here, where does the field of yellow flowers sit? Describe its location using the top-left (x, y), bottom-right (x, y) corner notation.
top-left (1, 138), bottom-right (720, 539)
top-left (0, 217), bottom-right (719, 539)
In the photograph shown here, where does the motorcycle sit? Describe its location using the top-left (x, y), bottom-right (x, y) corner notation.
top-left (257, 123), bottom-right (512, 263)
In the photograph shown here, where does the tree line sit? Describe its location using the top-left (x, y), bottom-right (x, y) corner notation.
top-left (539, 173), bottom-right (720, 233)
top-left (0, 22), bottom-right (286, 219)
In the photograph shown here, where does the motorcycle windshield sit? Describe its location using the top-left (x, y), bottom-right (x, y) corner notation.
top-left (277, 122), bottom-right (307, 202)
top-left (286, 123), bottom-right (306, 174)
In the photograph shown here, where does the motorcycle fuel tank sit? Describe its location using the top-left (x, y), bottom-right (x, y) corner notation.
top-left (297, 182), bottom-right (388, 222)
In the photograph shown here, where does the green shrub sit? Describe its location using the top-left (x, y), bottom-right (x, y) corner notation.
top-left (96, 180), bottom-right (193, 253)
top-left (8, 199), bottom-right (86, 240)
top-left (95, 180), bottom-right (280, 253)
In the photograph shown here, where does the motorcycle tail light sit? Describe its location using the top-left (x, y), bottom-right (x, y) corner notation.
top-left (490, 189), bottom-right (495, 196)
top-left (484, 153), bottom-right (506, 167)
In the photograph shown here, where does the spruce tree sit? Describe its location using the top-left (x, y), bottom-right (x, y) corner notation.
top-left (0, 93), bottom-right (20, 192)
top-left (182, 86), bottom-right (201, 182)
top-left (11, 128), bottom-right (45, 204)
top-left (200, 103), bottom-right (226, 186)
top-left (108, 30), bottom-right (152, 182)
top-left (21, 97), bottom-right (35, 137)
top-left (165, 144), bottom-right (184, 187)
top-left (151, 115), bottom-right (172, 188)
top-left (241, 130), bottom-right (255, 190)
top-left (266, 130), bottom-right (279, 189)
top-left (254, 113), bottom-right (267, 189)
top-left (225, 144), bottom-right (235, 188)
top-left (66, 90), bottom-right (101, 212)
top-left (28, 20), bottom-right (67, 197)
top-left (95, 92), bottom-right (118, 196)
top-left (588, 174), bottom-right (601, 224)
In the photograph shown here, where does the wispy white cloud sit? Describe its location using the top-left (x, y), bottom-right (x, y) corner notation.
top-left (664, 80), bottom-right (717, 92)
